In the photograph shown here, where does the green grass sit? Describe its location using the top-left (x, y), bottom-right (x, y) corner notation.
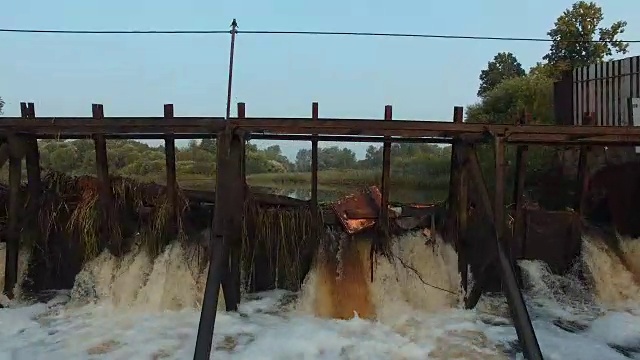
top-left (0, 168), bottom-right (451, 203)
top-left (246, 169), bottom-right (450, 189)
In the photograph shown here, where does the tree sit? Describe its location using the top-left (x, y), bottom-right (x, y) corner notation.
top-left (295, 149), bottom-right (311, 172)
top-left (0, 97), bottom-right (4, 114)
top-left (199, 139), bottom-right (217, 154)
top-left (467, 74), bottom-right (555, 125)
top-left (544, 1), bottom-right (629, 68)
top-left (478, 52), bottom-right (526, 97)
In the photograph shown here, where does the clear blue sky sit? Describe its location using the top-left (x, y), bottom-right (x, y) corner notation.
top-left (1, 0), bottom-right (638, 159)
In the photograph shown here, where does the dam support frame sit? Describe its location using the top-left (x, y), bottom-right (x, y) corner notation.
top-left (5, 101), bottom-right (640, 358)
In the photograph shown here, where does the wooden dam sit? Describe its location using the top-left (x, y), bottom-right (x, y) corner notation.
top-left (0, 100), bottom-right (638, 360)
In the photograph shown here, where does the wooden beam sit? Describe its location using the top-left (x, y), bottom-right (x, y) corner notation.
top-left (311, 102), bottom-right (320, 242)
top-left (379, 105), bottom-right (393, 237)
top-left (163, 104), bottom-right (178, 235)
top-left (447, 107), bottom-right (462, 225)
top-left (23, 102), bottom-right (42, 243)
top-left (494, 136), bottom-right (506, 239)
top-left (511, 113), bottom-right (530, 260)
top-left (467, 146), bottom-right (494, 221)
top-left (222, 103), bottom-right (245, 312)
top-left (5, 114), bottom-right (640, 142)
top-left (21, 131), bottom-right (640, 146)
top-left (575, 112), bottom-right (595, 214)
top-left (0, 142), bottom-right (8, 169)
top-left (21, 133), bottom-right (461, 143)
top-left (194, 128), bottom-right (229, 358)
top-left (4, 135), bottom-right (22, 299)
top-left (91, 104), bottom-right (114, 252)
top-left (449, 106), bottom-right (469, 293)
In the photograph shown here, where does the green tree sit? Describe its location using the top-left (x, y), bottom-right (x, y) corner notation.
top-left (477, 52), bottom-right (526, 97)
top-left (294, 149), bottom-right (311, 172)
top-left (199, 139), bottom-right (217, 154)
top-left (544, 1), bottom-right (629, 68)
top-left (467, 74), bottom-right (555, 125)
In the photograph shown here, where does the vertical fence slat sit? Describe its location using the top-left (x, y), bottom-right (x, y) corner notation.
top-left (567, 56), bottom-right (640, 127)
top-left (605, 60), bottom-right (612, 126)
top-left (572, 67), bottom-right (578, 125)
top-left (597, 62), bottom-right (603, 125)
top-left (616, 60), bottom-right (622, 125)
top-left (587, 64), bottom-right (595, 120)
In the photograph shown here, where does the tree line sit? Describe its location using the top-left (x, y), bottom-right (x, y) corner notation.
top-left (33, 138), bottom-right (452, 180)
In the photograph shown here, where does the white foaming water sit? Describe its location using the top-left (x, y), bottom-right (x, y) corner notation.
top-left (0, 231), bottom-right (637, 359)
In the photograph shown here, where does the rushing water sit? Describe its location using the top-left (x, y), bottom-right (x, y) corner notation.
top-left (0, 230), bottom-right (638, 359)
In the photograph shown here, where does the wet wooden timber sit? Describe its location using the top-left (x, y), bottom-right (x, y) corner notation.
top-left (1, 101), bottom-right (633, 360)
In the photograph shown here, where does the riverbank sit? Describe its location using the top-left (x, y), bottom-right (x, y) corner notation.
top-left (173, 169), bottom-right (450, 190)
top-left (176, 170), bottom-right (450, 203)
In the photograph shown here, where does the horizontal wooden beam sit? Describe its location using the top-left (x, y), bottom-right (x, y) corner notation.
top-left (1, 116), bottom-right (640, 145)
top-left (507, 133), bottom-right (640, 146)
top-left (30, 133), bottom-right (461, 143)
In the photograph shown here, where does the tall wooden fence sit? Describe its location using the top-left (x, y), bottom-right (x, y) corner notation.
top-left (554, 55), bottom-right (640, 126)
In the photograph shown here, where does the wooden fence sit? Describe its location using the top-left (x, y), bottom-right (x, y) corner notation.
top-left (554, 55), bottom-right (640, 126)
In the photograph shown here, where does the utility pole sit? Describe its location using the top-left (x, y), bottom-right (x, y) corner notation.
top-left (225, 19), bottom-right (238, 119)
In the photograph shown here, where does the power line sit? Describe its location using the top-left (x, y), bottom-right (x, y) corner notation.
top-left (1, 27), bottom-right (640, 43)
top-left (0, 28), bottom-right (229, 34)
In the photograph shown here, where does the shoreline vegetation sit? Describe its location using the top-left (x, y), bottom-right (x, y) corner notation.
top-left (0, 138), bottom-right (457, 202)
top-left (0, 138), bottom-right (555, 204)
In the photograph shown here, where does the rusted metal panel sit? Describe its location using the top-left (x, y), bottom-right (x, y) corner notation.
top-left (332, 186), bottom-right (398, 234)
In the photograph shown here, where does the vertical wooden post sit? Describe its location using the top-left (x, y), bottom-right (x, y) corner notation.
top-left (379, 105), bottom-right (392, 235)
top-left (494, 134), bottom-right (506, 292)
top-left (576, 112), bottom-right (594, 215)
top-left (164, 104), bottom-right (178, 235)
top-left (194, 123), bottom-right (230, 360)
top-left (92, 104), bottom-right (114, 251)
top-left (512, 113), bottom-right (530, 260)
top-left (3, 102), bottom-right (27, 299)
top-left (23, 102), bottom-right (43, 266)
top-left (447, 107), bottom-right (461, 222)
top-left (452, 106), bottom-right (469, 293)
top-left (311, 102), bottom-right (319, 224)
top-left (221, 102), bottom-right (245, 311)
top-left (494, 136), bottom-right (506, 238)
top-left (5, 136), bottom-right (21, 299)
top-left (464, 145), bottom-right (495, 310)
top-left (493, 134), bottom-right (543, 360)
top-left (310, 101), bottom-right (320, 280)
top-left (371, 105), bottom-right (392, 281)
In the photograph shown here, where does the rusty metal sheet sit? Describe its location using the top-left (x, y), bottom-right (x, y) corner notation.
top-left (332, 186), bottom-right (398, 234)
top-left (522, 209), bottom-right (580, 274)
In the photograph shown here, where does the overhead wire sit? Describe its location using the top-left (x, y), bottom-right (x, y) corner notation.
top-left (1, 27), bottom-right (639, 43)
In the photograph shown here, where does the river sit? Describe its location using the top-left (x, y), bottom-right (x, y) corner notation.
top-left (0, 230), bottom-right (638, 359)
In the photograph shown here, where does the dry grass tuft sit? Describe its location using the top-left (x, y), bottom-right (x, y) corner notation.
top-left (241, 195), bottom-right (320, 291)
